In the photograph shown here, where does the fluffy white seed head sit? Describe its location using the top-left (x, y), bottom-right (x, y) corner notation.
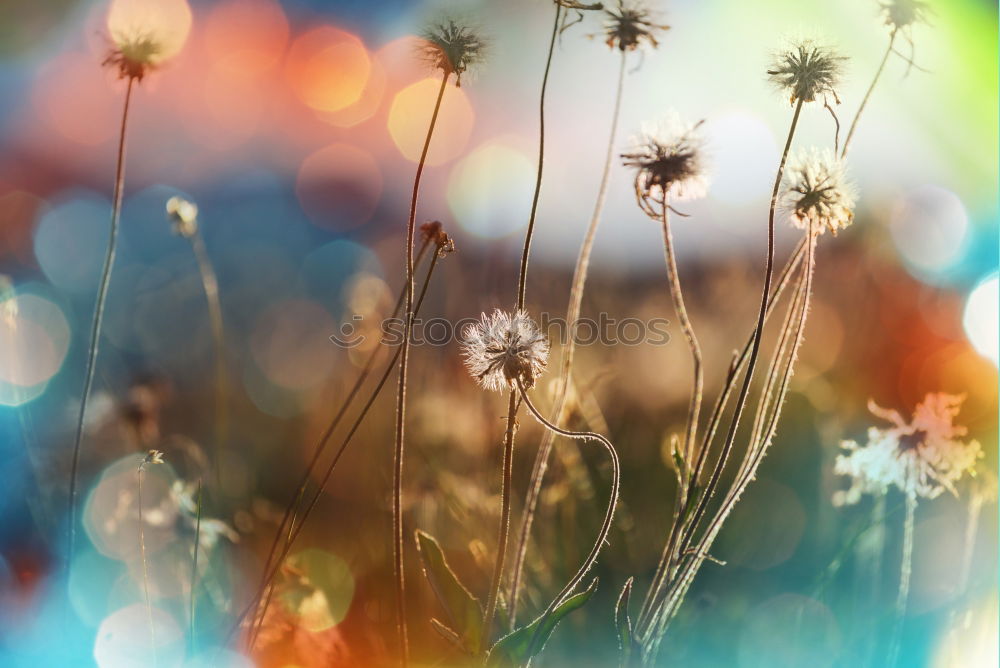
top-left (462, 309), bottom-right (549, 392)
top-left (767, 38), bottom-right (846, 105)
top-left (780, 148), bottom-right (856, 236)
top-left (832, 394), bottom-right (983, 506)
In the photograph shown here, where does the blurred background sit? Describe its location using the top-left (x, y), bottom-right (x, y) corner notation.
top-left (0, 0), bottom-right (996, 666)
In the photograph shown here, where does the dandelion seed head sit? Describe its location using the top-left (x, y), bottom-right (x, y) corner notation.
top-left (103, 33), bottom-right (163, 81)
top-left (603, 1), bottom-right (669, 52)
top-left (166, 196), bottom-right (198, 238)
top-left (419, 19), bottom-right (488, 86)
top-left (780, 148), bottom-right (856, 236)
top-left (462, 309), bottom-right (549, 392)
top-left (832, 393), bottom-right (983, 505)
top-left (880, 0), bottom-right (930, 31)
top-left (767, 39), bottom-right (846, 104)
top-left (622, 113), bottom-right (709, 217)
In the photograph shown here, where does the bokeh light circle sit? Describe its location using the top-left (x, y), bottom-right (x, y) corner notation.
top-left (963, 272), bottom-right (998, 366)
top-left (388, 78), bottom-right (474, 166)
top-left (0, 292), bottom-right (71, 388)
top-left (286, 26), bottom-right (371, 113)
top-left (890, 185), bottom-right (968, 276)
top-left (706, 111), bottom-right (778, 206)
top-left (34, 191), bottom-right (111, 294)
top-left (447, 139), bottom-right (534, 239)
top-left (203, 0), bottom-right (289, 77)
top-left (249, 299), bottom-right (338, 391)
top-left (296, 143), bottom-right (382, 230)
top-left (94, 604), bottom-right (184, 667)
top-left (282, 549), bottom-right (355, 632)
top-left (738, 594), bottom-right (840, 668)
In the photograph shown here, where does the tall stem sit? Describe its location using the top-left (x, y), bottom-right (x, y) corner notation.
top-left (841, 31), bottom-right (897, 160)
top-left (516, 379), bottom-right (619, 661)
top-left (392, 70), bottom-right (450, 665)
top-left (189, 479), bottom-right (202, 656)
top-left (508, 48), bottom-right (627, 625)
top-left (138, 466), bottom-right (156, 665)
top-left (67, 76), bottom-right (135, 572)
top-left (481, 391), bottom-right (519, 654)
top-left (887, 495), bottom-right (916, 667)
top-left (675, 98), bottom-right (803, 563)
top-left (516, 1), bottom-right (561, 310)
top-left (237, 250), bottom-right (447, 650)
top-left (189, 229), bottom-right (228, 482)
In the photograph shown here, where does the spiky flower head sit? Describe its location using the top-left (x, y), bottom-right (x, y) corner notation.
top-left (603, 1), bottom-right (669, 51)
top-left (419, 19), bottom-right (488, 86)
top-left (880, 0), bottom-right (930, 31)
top-left (768, 39), bottom-right (846, 104)
top-left (139, 449), bottom-right (164, 471)
top-left (462, 309), bottom-right (549, 392)
top-left (622, 114), bottom-right (709, 218)
top-left (833, 394), bottom-right (983, 506)
top-left (780, 148), bottom-right (856, 236)
top-left (419, 220), bottom-right (456, 257)
top-left (166, 196), bottom-right (198, 238)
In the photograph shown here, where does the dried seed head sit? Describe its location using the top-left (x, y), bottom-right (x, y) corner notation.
top-left (140, 449), bottom-right (164, 471)
top-left (462, 309), bottom-right (549, 392)
top-left (780, 148), bottom-right (856, 236)
top-left (420, 221), bottom-right (456, 257)
top-left (166, 196), bottom-right (198, 238)
top-left (833, 394), bottom-right (982, 505)
top-left (419, 19), bottom-right (488, 85)
top-left (603, 1), bottom-right (669, 51)
top-left (767, 39), bottom-right (846, 104)
top-left (622, 114), bottom-right (709, 217)
top-left (880, 0), bottom-right (930, 31)
top-left (103, 0), bottom-right (192, 81)
top-left (103, 34), bottom-right (162, 81)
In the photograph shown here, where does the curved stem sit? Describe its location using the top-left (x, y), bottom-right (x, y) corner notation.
top-left (675, 98), bottom-right (804, 565)
top-left (508, 48), bottom-right (627, 625)
top-left (237, 249), bottom-right (446, 651)
top-left (887, 495), bottom-right (916, 668)
top-left (482, 391), bottom-right (519, 654)
top-left (842, 30), bottom-right (897, 160)
top-left (516, 378), bottom-right (620, 662)
top-left (67, 75), bottom-right (135, 571)
top-left (393, 70), bottom-right (450, 665)
top-left (250, 240), bottom-right (432, 631)
top-left (516, 1), bottom-right (562, 311)
top-left (189, 479), bottom-right (202, 656)
top-left (189, 229), bottom-right (228, 482)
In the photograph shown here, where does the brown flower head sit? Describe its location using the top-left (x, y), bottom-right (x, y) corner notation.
top-left (603, 1), bottom-right (669, 51)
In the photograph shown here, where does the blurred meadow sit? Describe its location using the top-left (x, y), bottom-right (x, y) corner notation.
top-left (0, 0), bottom-right (997, 666)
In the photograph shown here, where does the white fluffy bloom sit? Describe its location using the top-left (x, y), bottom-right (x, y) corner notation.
top-left (622, 113), bottom-right (709, 217)
top-left (780, 148), bottom-right (856, 236)
top-left (833, 394), bottom-right (983, 506)
top-left (462, 309), bottom-right (549, 392)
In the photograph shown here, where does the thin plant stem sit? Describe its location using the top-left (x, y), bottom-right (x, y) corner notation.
top-left (67, 75), bottom-right (135, 571)
top-left (515, 377), bottom-right (620, 662)
top-left (644, 227), bottom-right (817, 661)
top-left (508, 48), bottom-right (627, 626)
top-left (674, 98), bottom-right (804, 566)
top-left (887, 494), bottom-right (917, 668)
top-left (237, 250), bottom-right (447, 650)
top-left (658, 201), bottom-right (703, 466)
top-left (516, 0), bottom-right (562, 311)
top-left (481, 391), bottom-right (520, 654)
top-left (841, 30), bottom-right (897, 160)
top-left (250, 240), bottom-right (432, 625)
top-left (188, 228), bottom-right (228, 481)
top-left (138, 465), bottom-right (156, 665)
top-left (189, 479), bottom-right (202, 657)
top-left (393, 70), bottom-right (451, 666)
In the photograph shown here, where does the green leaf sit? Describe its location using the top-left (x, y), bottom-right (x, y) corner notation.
top-left (486, 578), bottom-right (598, 667)
top-left (415, 530), bottom-right (483, 654)
top-left (615, 577), bottom-right (635, 668)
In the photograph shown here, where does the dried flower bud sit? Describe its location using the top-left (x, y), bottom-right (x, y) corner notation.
top-left (622, 113), bottom-right (709, 218)
top-left (166, 196), bottom-right (198, 238)
top-left (880, 0), bottom-right (930, 32)
top-left (603, 1), bottom-right (669, 51)
top-left (104, 0), bottom-right (192, 81)
top-left (140, 449), bottom-right (164, 470)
